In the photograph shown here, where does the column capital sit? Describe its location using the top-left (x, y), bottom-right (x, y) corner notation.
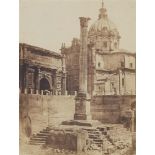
top-left (79, 17), bottom-right (91, 27)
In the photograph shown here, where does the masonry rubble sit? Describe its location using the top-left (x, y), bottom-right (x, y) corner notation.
top-left (29, 124), bottom-right (133, 154)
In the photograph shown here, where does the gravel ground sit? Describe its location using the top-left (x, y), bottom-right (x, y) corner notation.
top-left (20, 136), bottom-right (135, 155)
top-left (20, 143), bottom-right (135, 155)
top-left (20, 142), bottom-right (102, 155)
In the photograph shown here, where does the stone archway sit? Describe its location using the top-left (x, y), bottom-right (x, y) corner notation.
top-left (40, 78), bottom-right (51, 94)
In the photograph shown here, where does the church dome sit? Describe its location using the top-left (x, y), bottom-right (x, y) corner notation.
top-left (88, 3), bottom-right (121, 52)
top-left (89, 17), bottom-right (117, 34)
top-left (88, 7), bottom-right (119, 37)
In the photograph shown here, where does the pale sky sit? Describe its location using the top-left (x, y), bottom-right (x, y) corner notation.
top-left (20, 0), bottom-right (136, 53)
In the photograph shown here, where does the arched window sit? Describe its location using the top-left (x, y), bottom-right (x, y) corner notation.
top-left (98, 62), bottom-right (101, 67)
top-left (121, 61), bottom-right (124, 67)
top-left (130, 63), bottom-right (133, 68)
top-left (114, 42), bottom-right (117, 48)
top-left (40, 78), bottom-right (51, 92)
top-left (122, 78), bottom-right (124, 87)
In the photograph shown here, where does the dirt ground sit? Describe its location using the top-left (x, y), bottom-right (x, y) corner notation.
top-left (19, 134), bottom-right (135, 155)
top-left (20, 142), bottom-right (135, 155)
top-left (20, 141), bottom-right (102, 155)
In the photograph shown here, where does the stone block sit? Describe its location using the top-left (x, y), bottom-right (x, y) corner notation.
top-left (24, 89), bottom-right (27, 94)
top-left (77, 131), bottom-right (87, 152)
top-left (41, 90), bottom-right (43, 95)
top-left (74, 91), bottom-right (77, 96)
top-left (65, 91), bottom-right (68, 96)
top-left (30, 89), bottom-right (33, 94)
top-left (36, 90), bottom-right (39, 94)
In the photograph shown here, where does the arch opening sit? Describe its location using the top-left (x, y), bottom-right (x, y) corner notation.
top-left (40, 78), bottom-right (51, 94)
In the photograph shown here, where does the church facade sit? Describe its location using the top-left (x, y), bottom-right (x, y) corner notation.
top-left (61, 4), bottom-right (136, 96)
top-left (19, 43), bottom-right (66, 95)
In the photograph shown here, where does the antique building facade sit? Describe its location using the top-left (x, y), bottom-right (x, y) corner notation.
top-left (19, 43), bottom-right (66, 95)
top-left (61, 39), bottom-right (80, 95)
top-left (61, 4), bottom-right (136, 96)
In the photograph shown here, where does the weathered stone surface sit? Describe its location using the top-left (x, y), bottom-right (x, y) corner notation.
top-left (74, 17), bottom-right (92, 121)
top-left (26, 123), bottom-right (134, 155)
top-left (91, 95), bottom-right (136, 124)
top-left (20, 94), bottom-right (75, 136)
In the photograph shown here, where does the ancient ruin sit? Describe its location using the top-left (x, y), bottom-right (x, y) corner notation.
top-left (20, 1), bottom-right (136, 155)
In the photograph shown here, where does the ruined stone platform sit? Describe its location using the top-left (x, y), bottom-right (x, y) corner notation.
top-left (61, 120), bottom-right (102, 127)
top-left (29, 123), bottom-right (133, 154)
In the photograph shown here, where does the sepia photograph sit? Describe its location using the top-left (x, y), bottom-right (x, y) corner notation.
top-left (19, 0), bottom-right (136, 154)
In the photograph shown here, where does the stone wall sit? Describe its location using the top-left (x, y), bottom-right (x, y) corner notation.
top-left (20, 94), bottom-right (75, 136)
top-left (20, 93), bottom-right (135, 137)
top-left (125, 72), bottom-right (136, 95)
top-left (91, 95), bottom-right (136, 123)
top-left (48, 95), bottom-right (75, 126)
top-left (46, 129), bottom-right (87, 152)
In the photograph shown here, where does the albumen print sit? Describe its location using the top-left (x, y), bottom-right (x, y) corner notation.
top-left (19, 0), bottom-right (136, 154)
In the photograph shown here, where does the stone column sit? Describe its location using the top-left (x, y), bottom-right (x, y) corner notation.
top-left (53, 70), bottom-right (59, 95)
top-left (35, 67), bottom-right (40, 91)
top-left (62, 75), bottom-right (66, 95)
top-left (91, 47), bottom-right (96, 96)
top-left (23, 63), bottom-right (30, 94)
top-left (74, 17), bottom-right (91, 120)
top-left (78, 17), bottom-right (90, 95)
top-left (61, 55), bottom-right (67, 95)
top-left (131, 110), bottom-right (135, 132)
top-left (119, 69), bottom-right (122, 95)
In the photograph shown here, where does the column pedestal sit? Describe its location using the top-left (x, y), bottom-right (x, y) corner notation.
top-left (74, 93), bottom-right (91, 120)
top-left (62, 93), bottom-right (101, 127)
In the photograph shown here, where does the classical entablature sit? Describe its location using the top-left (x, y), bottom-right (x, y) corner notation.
top-left (19, 43), bottom-right (66, 95)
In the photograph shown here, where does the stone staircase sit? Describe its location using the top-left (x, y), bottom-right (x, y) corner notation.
top-left (97, 124), bottom-right (133, 154)
top-left (82, 124), bottom-right (132, 153)
top-left (28, 124), bottom-right (133, 154)
top-left (82, 128), bottom-right (103, 149)
top-left (29, 127), bottom-right (51, 145)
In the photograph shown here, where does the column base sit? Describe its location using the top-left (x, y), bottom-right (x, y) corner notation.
top-left (74, 113), bottom-right (91, 120)
top-left (61, 119), bottom-right (101, 127)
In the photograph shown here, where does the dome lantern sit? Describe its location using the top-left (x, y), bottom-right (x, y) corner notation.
top-left (98, 1), bottom-right (108, 19)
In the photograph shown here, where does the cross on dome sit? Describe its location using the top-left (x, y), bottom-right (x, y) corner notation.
top-left (102, 0), bottom-right (104, 8)
top-left (99, 0), bottom-right (107, 19)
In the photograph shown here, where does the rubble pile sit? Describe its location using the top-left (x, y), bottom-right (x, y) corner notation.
top-left (98, 124), bottom-right (133, 155)
top-left (82, 124), bottom-right (132, 154)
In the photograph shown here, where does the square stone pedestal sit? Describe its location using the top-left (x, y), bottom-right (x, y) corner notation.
top-left (61, 119), bottom-right (102, 127)
top-left (62, 92), bottom-right (102, 127)
top-left (74, 93), bottom-right (91, 120)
